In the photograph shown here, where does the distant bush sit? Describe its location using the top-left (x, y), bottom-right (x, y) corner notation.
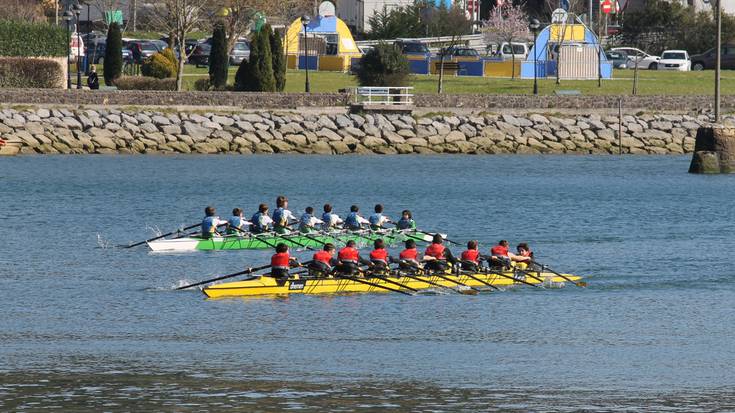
top-left (0, 57), bottom-right (63, 88)
top-left (193, 77), bottom-right (212, 91)
top-left (104, 23), bottom-right (123, 86)
top-left (0, 20), bottom-right (67, 57)
top-left (355, 42), bottom-right (410, 87)
top-left (209, 22), bottom-right (228, 90)
top-left (141, 48), bottom-right (178, 79)
top-left (114, 76), bottom-right (176, 90)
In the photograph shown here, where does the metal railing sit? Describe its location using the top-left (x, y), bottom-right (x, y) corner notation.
top-left (354, 87), bottom-right (414, 106)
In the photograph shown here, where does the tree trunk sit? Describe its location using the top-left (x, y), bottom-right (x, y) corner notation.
top-left (176, 37), bottom-right (186, 91)
top-left (132, 0), bottom-right (137, 32)
top-left (438, 52), bottom-right (445, 94)
top-left (511, 47), bottom-right (515, 80)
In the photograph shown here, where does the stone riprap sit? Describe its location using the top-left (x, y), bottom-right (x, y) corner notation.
top-left (0, 108), bottom-right (709, 155)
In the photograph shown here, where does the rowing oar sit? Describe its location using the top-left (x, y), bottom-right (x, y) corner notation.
top-left (177, 264), bottom-right (272, 290)
top-left (484, 268), bottom-right (541, 288)
top-left (414, 229), bottom-right (463, 246)
top-left (421, 267), bottom-right (481, 293)
top-left (334, 274), bottom-right (414, 296)
top-left (458, 270), bottom-right (501, 291)
top-left (364, 271), bottom-right (420, 293)
top-left (530, 259), bottom-right (587, 287)
top-left (399, 271), bottom-right (477, 295)
top-left (122, 223), bottom-right (199, 248)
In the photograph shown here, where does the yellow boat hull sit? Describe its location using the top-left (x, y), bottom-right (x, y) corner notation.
top-left (202, 271), bottom-right (582, 299)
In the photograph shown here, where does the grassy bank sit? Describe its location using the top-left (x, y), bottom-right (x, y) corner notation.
top-left (179, 67), bottom-right (735, 95)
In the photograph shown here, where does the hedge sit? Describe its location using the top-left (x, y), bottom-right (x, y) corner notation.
top-left (0, 20), bottom-right (67, 57)
top-left (0, 57), bottom-right (63, 88)
top-left (141, 49), bottom-right (178, 79)
top-left (114, 76), bottom-right (177, 90)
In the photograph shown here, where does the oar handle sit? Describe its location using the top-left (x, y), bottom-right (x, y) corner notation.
top-left (124, 223), bottom-right (200, 248)
top-left (335, 274), bottom-right (414, 296)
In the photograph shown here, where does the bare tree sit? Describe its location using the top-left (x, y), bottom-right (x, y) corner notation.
top-left (0, 0), bottom-right (46, 22)
top-left (482, 3), bottom-right (529, 79)
top-left (145, 0), bottom-right (215, 90)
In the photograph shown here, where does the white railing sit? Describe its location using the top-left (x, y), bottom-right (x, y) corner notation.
top-left (354, 87), bottom-right (414, 106)
top-left (356, 34), bottom-right (487, 54)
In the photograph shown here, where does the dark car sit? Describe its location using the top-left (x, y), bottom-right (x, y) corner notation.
top-left (125, 40), bottom-right (159, 64)
top-left (189, 42), bottom-right (211, 67)
top-left (442, 46), bottom-right (480, 59)
top-left (85, 42), bottom-right (133, 64)
top-left (229, 41), bottom-right (250, 65)
top-left (690, 44), bottom-right (735, 70)
top-left (605, 50), bottom-right (629, 69)
top-left (395, 41), bottom-right (431, 58)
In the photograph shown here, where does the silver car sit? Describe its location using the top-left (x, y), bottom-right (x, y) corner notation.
top-left (230, 41), bottom-right (250, 65)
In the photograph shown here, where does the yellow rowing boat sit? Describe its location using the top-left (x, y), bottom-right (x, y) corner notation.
top-left (202, 270), bottom-right (583, 299)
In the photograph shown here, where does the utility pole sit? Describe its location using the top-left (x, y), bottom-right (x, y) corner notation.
top-left (132, 0), bottom-right (137, 32)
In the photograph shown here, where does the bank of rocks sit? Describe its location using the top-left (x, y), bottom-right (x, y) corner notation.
top-left (0, 108), bottom-right (710, 155)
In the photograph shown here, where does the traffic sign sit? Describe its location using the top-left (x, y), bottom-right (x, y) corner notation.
top-left (601, 0), bottom-right (613, 14)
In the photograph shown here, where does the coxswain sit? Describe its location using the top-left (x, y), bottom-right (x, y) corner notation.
top-left (397, 239), bottom-right (420, 271)
top-left (226, 208), bottom-right (252, 235)
top-left (201, 206), bottom-right (227, 239)
top-left (368, 204), bottom-right (392, 230)
top-left (423, 234), bottom-right (456, 272)
top-left (321, 204), bottom-right (344, 231)
top-left (309, 243), bottom-right (336, 277)
top-left (344, 205), bottom-right (369, 231)
top-left (369, 239), bottom-right (391, 273)
top-left (513, 242), bottom-right (534, 269)
top-left (270, 243), bottom-right (298, 282)
top-left (272, 195), bottom-right (296, 234)
top-left (250, 203), bottom-right (273, 234)
top-left (298, 206), bottom-right (324, 233)
top-left (460, 240), bottom-right (481, 272)
top-left (335, 240), bottom-right (369, 275)
top-left (489, 240), bottom-right (512, 269)
top-left (396, 210), bottom-right (416, 230)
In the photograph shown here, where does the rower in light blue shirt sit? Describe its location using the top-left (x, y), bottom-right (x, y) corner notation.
top-left (368, 204), bottom-right (392, 230)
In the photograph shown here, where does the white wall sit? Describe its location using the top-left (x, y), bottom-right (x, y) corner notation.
top-left (336, 0), bottom-right (415, 33)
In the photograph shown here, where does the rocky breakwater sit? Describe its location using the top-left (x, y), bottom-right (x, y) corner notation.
top-left (0, 107), bottom-right (709, 155)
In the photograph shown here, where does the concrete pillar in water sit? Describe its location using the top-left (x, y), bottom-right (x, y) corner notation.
top-left (689, 126), bottom-right (735, 173)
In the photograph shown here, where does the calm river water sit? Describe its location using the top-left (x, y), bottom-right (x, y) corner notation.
top-left (1, 155), bottom-right (734, 411)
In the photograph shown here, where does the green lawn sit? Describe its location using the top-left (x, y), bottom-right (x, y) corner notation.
top-left (178, 67), bottom-right (735, 95)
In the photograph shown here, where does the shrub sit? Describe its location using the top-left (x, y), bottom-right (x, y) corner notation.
top-left (355, 42), bottom-right (410, 87)
top-left (0, 57), bottom-right (63, 88)
top-left (104, 23), bottom-right (123, 86)
top-left (114, 76), bottom-right (176, 90)
top-left (269, 26), bottom-right (286, 92)
top-left (141, 48), bottom-right (178, 79)
top-left (209, 22), bottom-right (228, 90)
top-left (194, 77), bottom-right (212, 91)
top-left (0, 20), bottom-right (66, 57)
top-left (235, 28), bottom-right (275, 92)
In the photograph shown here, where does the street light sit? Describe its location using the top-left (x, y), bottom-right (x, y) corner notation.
top-left (529, 19), bottom-right (540, 96)
top-left (73, 2), bottom-right (83, 89)
top-left (63, 10), bottom-right (73, 90)
top-left (301, 15), bottom-right (311, 93)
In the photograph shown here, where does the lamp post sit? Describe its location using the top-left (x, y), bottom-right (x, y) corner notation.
top-left (73, 2), bottom-right (83, 89)
top-left (529, 19), bottom-right (540, 96)
top-left (63, 10), bottom-right (73, 90)
top-left (301, 15), bottom-right (311, 93)
top-left (715, 0), bottom-right (722, 122)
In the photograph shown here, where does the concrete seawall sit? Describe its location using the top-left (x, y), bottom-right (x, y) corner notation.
top-left (1, 107), bottom-right (708, 155)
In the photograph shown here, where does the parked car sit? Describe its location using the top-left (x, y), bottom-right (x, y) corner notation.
top-left (229, 41), bottom-right (250, 65)
top-left (690, 44), bottom-right (735, 70)
top-left (85, 42), bottom-right (133, 65)
top-left (605, 50), bottom-right (629, 69)
top-left (395, 41), bottom-right (431, 58)
top-left (125, 40), bottom-right (159, 64)
top-left (658, 50), bottom-right (690, 71)
top-left (442, 46), bottom-right (480, 59)
top-left (498, 42), bottom-right (529, 60)
top-left (189, 42), bottom-right (211, 67)
top-left (611, 47), bottom-right (660, 70)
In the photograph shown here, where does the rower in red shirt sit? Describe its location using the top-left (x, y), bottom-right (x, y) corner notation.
top-left (309, 243), bottom-right (336, 277)
top-left (460, 240), bottom-right (481, 272)
top-left (335, 240), bottom-right (368, 275)
top-left (369, 239), bottom-right (391, 273)
top-left (270, 243), bottom-right (298, 281)
top-left (422, 234), bottom-right (456, 272)
top-left (397, 239), bottom-right (420, 271)
top-left (489, 240), bottom-right (511, 269)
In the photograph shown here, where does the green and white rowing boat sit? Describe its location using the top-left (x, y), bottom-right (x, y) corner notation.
top-left (146, 229), bottom-right (443, 252)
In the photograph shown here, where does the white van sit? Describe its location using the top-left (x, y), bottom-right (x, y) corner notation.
top-left (487, 42), bottom-right (529, 60)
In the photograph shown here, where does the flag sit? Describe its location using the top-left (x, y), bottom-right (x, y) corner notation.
top-left (561, 0), bottom-right (570, 10)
